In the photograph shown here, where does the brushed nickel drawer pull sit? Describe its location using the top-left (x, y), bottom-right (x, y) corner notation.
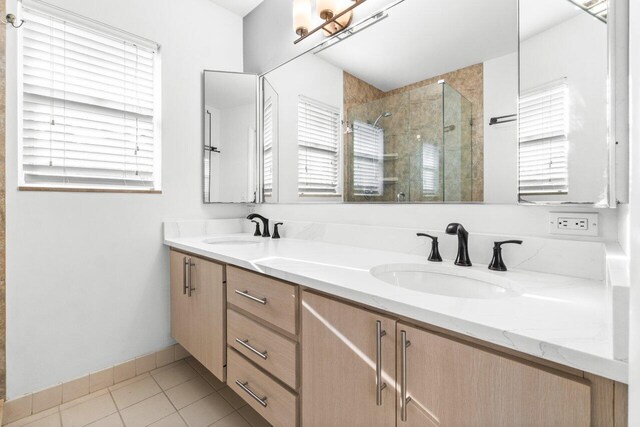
top-left (235, 380), bottom-right (268, 407)
top-left (235, 338), bottom-right (268, 360)
top-left (375, 320), bottom-right (387, 406)
top-left (187, 259), bottom-right (196, 297)
top-left (235, 289), bottom-right (267, 305)
top-left (400, 330), bottom-right (412, 422)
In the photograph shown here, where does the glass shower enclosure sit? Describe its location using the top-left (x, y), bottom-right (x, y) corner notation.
top-left (345, 80), bottom-right (473, 202)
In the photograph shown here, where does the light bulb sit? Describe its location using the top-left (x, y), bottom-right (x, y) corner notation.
top-left (293, 0), bottom-right (311, 36)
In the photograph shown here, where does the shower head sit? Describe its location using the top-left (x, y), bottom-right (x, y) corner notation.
top-left (373, 112), bottom-right (392, 128)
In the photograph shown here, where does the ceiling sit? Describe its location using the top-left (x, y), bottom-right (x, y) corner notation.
top-left (519, 0), bottom-right (583, 40)
top-left (208, 0), bottom-right (264, 17)
top-left (316, 0), bottom-right (519, 92)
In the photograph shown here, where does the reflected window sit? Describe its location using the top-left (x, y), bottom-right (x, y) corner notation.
top-left (297, 96), bottom-right (341, 196)
top-left (422, 141), bottom-right (439, 196)
top-left (518, 79), bottom-right (569, 195)
top-left (352, 121), bottom-right (384, 196)
top-left (263, 98), bottom-right (273, 197)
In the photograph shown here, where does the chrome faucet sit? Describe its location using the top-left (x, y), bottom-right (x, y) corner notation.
top-left (445, 223), bottom-right (471, 266)
top-left (247, 214), bottom-right (270, 237)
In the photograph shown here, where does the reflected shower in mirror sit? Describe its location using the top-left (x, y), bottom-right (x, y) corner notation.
top-left (203, 71), bottom-right (257, 203)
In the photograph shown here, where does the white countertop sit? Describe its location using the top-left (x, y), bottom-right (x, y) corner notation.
top-left (164, 232), bottom-right (628, 383)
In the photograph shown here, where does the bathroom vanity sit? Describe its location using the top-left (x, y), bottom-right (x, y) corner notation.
top-left (164, 220), bottom-right (628, 427)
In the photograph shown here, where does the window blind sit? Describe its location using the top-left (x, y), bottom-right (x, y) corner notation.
top-left (422, 142), bottom-right (439, 196)
top-left (352, 121), bottom-right (383, 196)
top-left (297, 96), bottom-right (341, 195)
top-left (518, 79), bottom-right (569, 195)
top-left (21, 6), bottom-right (160, 190)
top-left (263, 98), bottom-right (273, 196)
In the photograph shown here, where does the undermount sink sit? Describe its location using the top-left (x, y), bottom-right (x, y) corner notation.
top-left (203, 237), bottom-right (260, 246)
top-left (370, 264), bottom-right (521, 299)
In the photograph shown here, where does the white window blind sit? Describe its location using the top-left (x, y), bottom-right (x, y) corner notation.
top-left (297, 96), bottom-right (341, 195)
top-left (263, 98), bottom-right (273, 196)
top-left (20, 6), bottom-right (160, 190)
top-left (422, 142), bottom-right (439, 196)
top-left (518, 79), bottom-right (569, 195)
top-left (352, 121), bottom-right (383, 196)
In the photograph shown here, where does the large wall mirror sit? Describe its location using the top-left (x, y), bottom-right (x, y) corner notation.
top-left (259, 0), bottom-right (615, 206)
top-left (203, 71), bottom-right (258, 203)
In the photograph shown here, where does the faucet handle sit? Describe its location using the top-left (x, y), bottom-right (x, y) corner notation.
top-left (251, 220), bottom-right (261, 237)
top-left (488, 240), bottom-right (523, 271)
top-left (273, 222), bottom-right (284, 239)
top-left (417, 233), bottom-right (443, 262)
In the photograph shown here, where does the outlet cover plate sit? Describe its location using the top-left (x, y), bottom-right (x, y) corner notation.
top-left (549, 212), bottom-right (599, 236)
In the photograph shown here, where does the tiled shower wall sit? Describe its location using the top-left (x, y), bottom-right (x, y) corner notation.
top-left (343, 63), bottom-right (484, 202)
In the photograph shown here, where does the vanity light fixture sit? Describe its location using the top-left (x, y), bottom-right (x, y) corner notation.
top-left (293, 0), bottom-right (367, 44)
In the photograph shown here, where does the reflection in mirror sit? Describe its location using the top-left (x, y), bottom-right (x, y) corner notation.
top-left (518, 0), bottom-right (609, 205)
top-left (203, 71), bottom-right (257, 203)
top-left (262, 0), bottom-right (520, 204)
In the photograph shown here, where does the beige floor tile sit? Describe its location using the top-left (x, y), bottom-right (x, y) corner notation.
top-left (89, 368), bottom-right (114, 393)
top-left (110, 376), bottom-right (161, 410)
top-left (32, 385), bottom-right (62, 414)
top-left (238, 406), bottom-right (271, 427)
top-left (109, 374), bottom-right (150, 393)
top-left (119, 394), bottom-right (175, 427)
top-left (211, 412), bottom-right (251, 427)
top-left (59, 390), bottom-right (110, 412)
top-left (179, 394), bottom-right (234, 427)
top-left (165, 378), bottom-right (214, 410)
top-left (217, 387), bottom-right (246, 411)
top-left (62, 376), bottom-right (89, 404)
top-left (147, 413), bottom-right (188, 427)
top-left (174, 345), bottom-right (190, 361)
top-left (113, 360), bottom-right (136, 385)
top-left (155, 347), bottom-right (175, 368)
top-left (18, 412), bottom-right (60, 427)
top-left (151, 362), bottom-right (198, 391)
top-left (185, 359), bottom-right (225, 391)
top-left (84, 413), bottom-right (124, 427)
top-left (134, 354), bottom-right (156, 376)
top-left (5, 408), bottom-right (59, 427)
top-left (60, 392), bottom-right (117, 427)
top-left (5, 394), bottom-right (33, 424)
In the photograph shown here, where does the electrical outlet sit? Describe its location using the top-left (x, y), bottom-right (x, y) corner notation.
top-left (549, 212), bottom-right (599, 236)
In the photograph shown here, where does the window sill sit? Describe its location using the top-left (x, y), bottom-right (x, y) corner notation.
top-left (19, 186), bottom-right (162, 194)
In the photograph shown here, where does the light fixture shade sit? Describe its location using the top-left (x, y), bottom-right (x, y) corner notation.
top-left (293, 0), bottom-right (311, 35)
top-left (316, 0), bottom-right (338, 20)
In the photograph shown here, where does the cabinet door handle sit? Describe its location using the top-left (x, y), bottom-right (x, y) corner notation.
top-left (400, 330), bottom-right (412, 422)
top-left (182, 257), bottom-right (188, 295)
top-left (235, 380), bottom-right (268, 407)
top-left (375, 320), bottom-right (387, 406)
top-left (235, 289), bottom-right (267, 305)
top-left (235, 338), bottom-right (268, 360)
top-left (187, 259), bottom-right (195, 297)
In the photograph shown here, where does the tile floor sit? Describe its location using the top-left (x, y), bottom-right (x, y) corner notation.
top-left (6, 357), bottom-right (271, 427)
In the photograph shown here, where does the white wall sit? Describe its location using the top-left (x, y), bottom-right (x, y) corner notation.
top-left (5, 0), bottom-right (246, 398)
top-left (627, 0), bottom-right (640, 421)
top-left (264, 54), bottom-right (343, 203)
top-left (483, 52), bottom-right (518, 203)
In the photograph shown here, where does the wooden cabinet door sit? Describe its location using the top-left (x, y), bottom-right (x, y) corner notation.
top-left (170, 251), bottom-right (226, 381)
top-left (170, 251), bottom-right (191, 351)
top-left (188, 254), bottom-right (225, 380)
top-left (301, 291), bottom-right (396, 427)
top-left (397, 322), bottom-right (591, 427)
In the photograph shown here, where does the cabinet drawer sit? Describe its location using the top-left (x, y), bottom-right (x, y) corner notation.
top-left (227, 266), bottom-right (297, 335)
top-left (228, 349), bottom-right (297, 427)
top-left (228, 309), bottom-right (297, 389)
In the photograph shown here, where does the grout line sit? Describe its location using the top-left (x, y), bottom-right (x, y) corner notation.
top-left (106, 390), bottom-right (126, 427)
top-left (149, 371), bottom-right (190, 426)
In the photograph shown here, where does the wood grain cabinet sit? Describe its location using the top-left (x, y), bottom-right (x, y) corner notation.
top-left (397, 322), bottom-right (591, 427)
top-left (301, 291), bottom-right (396, 427)
top-left (169, 250), bottom-right (225, 380)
